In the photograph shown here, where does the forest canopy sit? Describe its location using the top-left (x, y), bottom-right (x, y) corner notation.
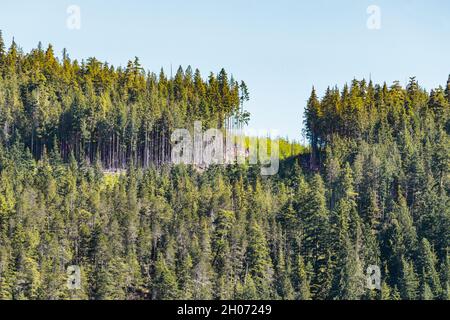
top-left (0, 31), bottom-right (253, 168)
top-left (0, 32), bottom-right (449, 300)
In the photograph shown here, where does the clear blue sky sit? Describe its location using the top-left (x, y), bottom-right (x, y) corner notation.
top-left (1, 0), bottom-right (450, 141)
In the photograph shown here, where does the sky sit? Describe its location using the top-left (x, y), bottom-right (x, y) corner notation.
top-left (1, 0), bottom-right (450, 141)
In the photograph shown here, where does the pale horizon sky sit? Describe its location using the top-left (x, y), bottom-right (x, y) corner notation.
top-left (1, 0), bottom-right (450, 141)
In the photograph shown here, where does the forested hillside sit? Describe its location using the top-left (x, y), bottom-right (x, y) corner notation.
top-left (0, 32), bottom-right (253, 168)
top-left (0, 33), bottom-right (449, 300)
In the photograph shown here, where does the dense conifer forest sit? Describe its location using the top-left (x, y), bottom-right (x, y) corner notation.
top-left (0, 34), bottom-right (449, 300)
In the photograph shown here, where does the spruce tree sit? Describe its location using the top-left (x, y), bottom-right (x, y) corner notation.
top-left (399, 257), bottom-right (419, 300)
top-left (246, 221), bottom-right (274, 299)
top-left (418, 238), bottom-right (442, 299)
top-left (294, 255), bottom-right (311, 300)
top-left (302, 174), bottom-right (331, 298)
top-left (304, 87), bottom-right (322, 169)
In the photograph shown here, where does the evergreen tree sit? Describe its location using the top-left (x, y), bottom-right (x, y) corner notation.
top-left (302, 174), bottom-right (331, 298)
top-left (304, 87), bottom-right (322, 169)
top-left (399, 257), bottom-right (419, 300)
top-left (294, 255), bottom-right (311, 300)
top-left (246, 221), bottom-right (274, 299)
top-left (418, 238), bottom-right (442, 299)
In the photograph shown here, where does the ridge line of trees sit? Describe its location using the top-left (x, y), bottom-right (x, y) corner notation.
top-left (0, 32), bottom-right (250, 169)
top-left (0, 32), bottom-right (448, 300)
